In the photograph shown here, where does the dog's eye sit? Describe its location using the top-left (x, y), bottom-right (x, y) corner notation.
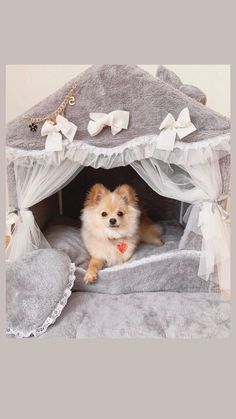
top-left (101, 211), bottom-right (108, 217)
top-left (117, 211), bottom-right (124, 217)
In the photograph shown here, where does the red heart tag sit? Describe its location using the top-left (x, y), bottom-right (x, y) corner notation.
top-left (117, 242), bottom-right (128, 254)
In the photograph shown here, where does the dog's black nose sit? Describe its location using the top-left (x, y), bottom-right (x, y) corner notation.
top-left (109, 218), bottom-right (117, 225)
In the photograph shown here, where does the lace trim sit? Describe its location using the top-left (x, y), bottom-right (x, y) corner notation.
top-left (6, 263), bottom-right (76, 338)
top-left (6, 132), bottom-right (230, 162)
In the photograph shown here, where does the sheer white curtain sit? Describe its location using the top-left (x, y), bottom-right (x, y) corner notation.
top-left (182, 161), bottom-right (230, 290)
top-left (131, 158), bottom-right (230, 290)
top-left (7, 159), bottom-right (83, 260)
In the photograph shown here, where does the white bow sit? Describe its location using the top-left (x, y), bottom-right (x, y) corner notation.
top-left (6, 208), bottom-right (42, 261)
top-left (88, 110), bottom-right (129, 137)
top-left (158, 107), bottom-right (196, 150)
top-left (6, 211), bottom-right (18, 236)
top-left (41, 115), bottom-right (77, 151)
top-left (6, 208), bottom-right (31, 237)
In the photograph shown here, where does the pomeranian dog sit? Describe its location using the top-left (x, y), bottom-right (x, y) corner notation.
top-left (81, 183), bottom-right (164, 284)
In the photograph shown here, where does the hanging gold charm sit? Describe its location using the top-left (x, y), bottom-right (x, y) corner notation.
top-left (24, 80), bottom-right (77, 126)
top-left (68, 95), bottom-right (75, 105)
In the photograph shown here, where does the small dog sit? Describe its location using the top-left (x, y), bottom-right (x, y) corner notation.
top-left (81, 183), bottom-right (164, 284)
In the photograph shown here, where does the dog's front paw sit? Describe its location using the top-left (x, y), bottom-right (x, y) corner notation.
top-left (155, 238), bottom-right (164, 247)
top-left (84, 271), bottom-right (97, 284)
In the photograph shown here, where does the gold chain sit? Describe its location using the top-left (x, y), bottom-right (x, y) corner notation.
top-left (23, 80), bottom-right (78, 124)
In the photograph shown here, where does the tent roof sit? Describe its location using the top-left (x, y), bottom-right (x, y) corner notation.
top-left (6, 65), bottom-right (230, 151)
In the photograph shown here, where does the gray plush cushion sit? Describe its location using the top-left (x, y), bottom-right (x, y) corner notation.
top-left (6, 65), bottom-right (229, 150)
top-left (6, 249), bottom-right (75, 337)
top-left (44, 218), bottom-right (219, 294)
top-left (38, 291), bottom-right (230, 339)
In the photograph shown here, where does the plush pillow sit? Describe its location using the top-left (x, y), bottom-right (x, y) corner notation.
top-left (6, 249), bottom-right (76, 338)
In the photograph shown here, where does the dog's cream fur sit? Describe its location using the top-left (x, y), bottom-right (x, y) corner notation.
top-left (81, 184), bottom-right (163, 284)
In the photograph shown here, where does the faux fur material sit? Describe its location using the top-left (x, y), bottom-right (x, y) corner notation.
top-left (156, 65), bottom-right (207, 104)
top-left (37, 291), bottom-right (230, 338)
top-left (43, 218), bottom-right (218, 294)
top-left (5, 66), bottom-right (230, 340)
top-left (6, 65), bottom-right (229, 150)
top-left (6, 249), bottom-right (76, 337)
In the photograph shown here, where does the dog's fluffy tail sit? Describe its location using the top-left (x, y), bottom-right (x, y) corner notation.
top-left (139, 213), bottom-right (164, 246)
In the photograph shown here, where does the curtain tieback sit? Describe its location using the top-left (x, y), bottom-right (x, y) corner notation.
top-left (208, 202), bottom-right (229, 220)
top-left (200, 196), bottom-right (229, 221)
top-left (181, 196), bottom-right (230, 287)
top-left (184, 195), bottom-right (229, 224)
top-left (6, 207), bottom-right (31, 225)
top-left (196, 196), bottom-right (230, 288)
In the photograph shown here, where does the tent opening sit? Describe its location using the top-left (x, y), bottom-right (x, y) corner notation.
top-left (61, 165), bottom-right (186, 223)
top-left (28, 165), bottom-right (192, 275)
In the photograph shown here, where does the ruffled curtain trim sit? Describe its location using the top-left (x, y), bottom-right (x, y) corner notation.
top-left (6, 133), bottom-right (230, 168)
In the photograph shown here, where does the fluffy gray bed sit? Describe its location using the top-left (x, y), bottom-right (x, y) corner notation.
top-left (38, 291), bottom-right (229, 339)
top-left (6, 64), bottom-right (230, 338)
top-left (44, 218), bottom-right (218, 294)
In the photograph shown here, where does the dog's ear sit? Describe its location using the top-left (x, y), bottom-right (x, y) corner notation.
top-left (85, 183), bottom-right (109, 206)
top-left (115, 184), bottom-right (138, 206)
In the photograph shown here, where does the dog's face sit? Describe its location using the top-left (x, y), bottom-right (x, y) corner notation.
top-left (81, 183), bottom-right (140, 239)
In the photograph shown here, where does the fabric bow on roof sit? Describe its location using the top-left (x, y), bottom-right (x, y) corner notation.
top-left (6, 65), bottom-right (230, 151)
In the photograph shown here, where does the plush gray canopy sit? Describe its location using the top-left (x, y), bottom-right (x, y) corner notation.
top-left (6, 65), bottom-right (230, 151)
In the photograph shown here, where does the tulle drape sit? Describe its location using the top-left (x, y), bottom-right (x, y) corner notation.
top-left (6, 134), bottom-right (230, 169)
top-left (6, 134), bottom-right (230, 289)
top-left (131, 158), bottom-right (230, 290)
top-left (7, 160), bottom-right (83, 260)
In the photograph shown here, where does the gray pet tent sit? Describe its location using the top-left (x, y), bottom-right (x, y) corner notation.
top-left (6, 65), bottom-right (231, 338)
